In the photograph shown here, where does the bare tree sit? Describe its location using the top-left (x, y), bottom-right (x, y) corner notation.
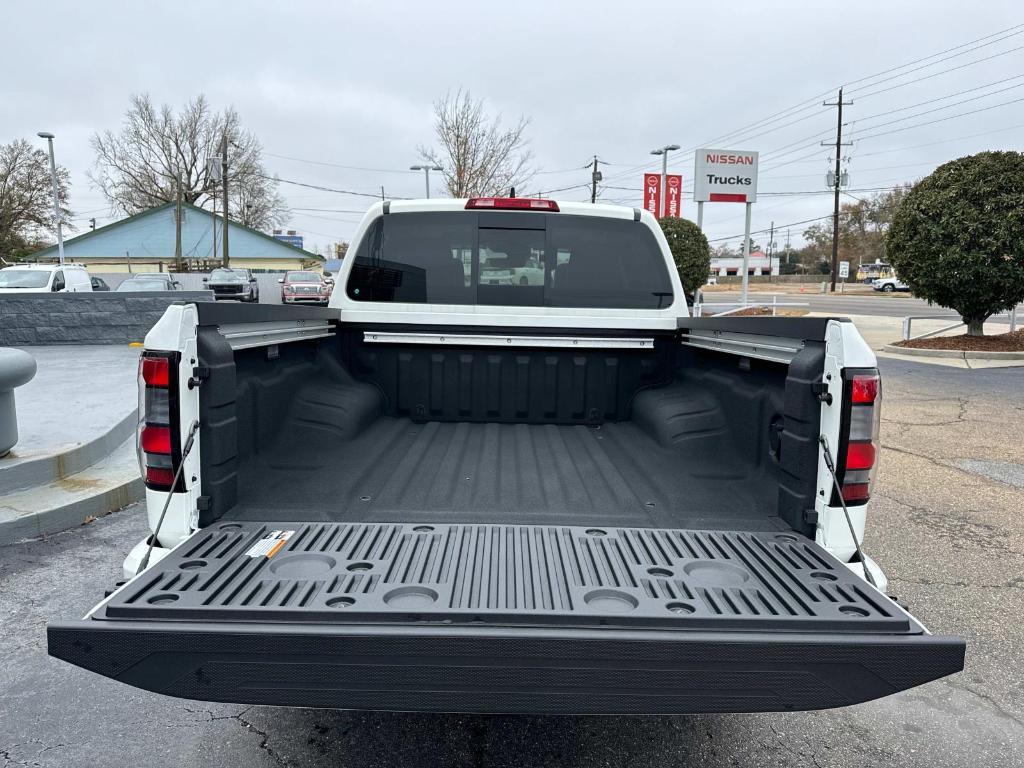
top-left (0, 139), bottom-right (72, 258)
top-left (89, 94), bottom-right (289, 229)
top-left (419, 90), bottom-right (535, 198)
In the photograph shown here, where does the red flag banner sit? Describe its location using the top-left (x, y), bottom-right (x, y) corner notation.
top-left (643, 173), bottom-right (661, 218)
top-left (664, 174), bottom-right (682, 218)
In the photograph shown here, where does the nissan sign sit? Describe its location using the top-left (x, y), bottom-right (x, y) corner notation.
top-left (642, 173), bottom-right (661, 218)
top-left (693, 149), bottom-right (759, 203)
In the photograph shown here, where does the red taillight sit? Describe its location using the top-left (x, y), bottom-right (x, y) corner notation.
top-left (141, 356), bottom-right (170, 387)
top-left (837, 368), bottom-right (881, 505)
top-left (138, 351), bottom-right (180, 491)
top-left (465, 197), bottom-right (560, 212)
top-left (841, 482), bottom-right (871, 503)
top-left (145, 465), bottom-right (176, 486)
top-left (140, 425), bottom-right (172, 454)
top-left (845, 441), bottom-right (876, 471)
top-left (851, 374), bottom-right (879, 404)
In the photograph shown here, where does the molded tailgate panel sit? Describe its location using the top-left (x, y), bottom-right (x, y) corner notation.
top-left (48, 521), bottom-right (965, 714)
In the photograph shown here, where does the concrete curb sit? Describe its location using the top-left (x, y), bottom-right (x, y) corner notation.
top-left (882, 344), bottom-right (1024, 360)
top-left (0, 407), bottom-right (138, 495)
top-left (0, 476), bottom-right (143, 546)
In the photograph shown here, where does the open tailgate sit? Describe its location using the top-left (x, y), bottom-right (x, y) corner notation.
top-left (48, 521), bottom-right (964, 714)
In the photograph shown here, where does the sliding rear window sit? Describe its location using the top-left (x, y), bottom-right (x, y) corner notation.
top-left (346, 211), bottom-right (673, 309)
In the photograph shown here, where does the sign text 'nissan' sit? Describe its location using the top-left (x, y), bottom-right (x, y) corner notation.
top-left (664, 175), bottom-right (682, 218)
top-left (694, 149), bottom-right (759, 203)
top-left (643, 173), bottom-right (661, 218)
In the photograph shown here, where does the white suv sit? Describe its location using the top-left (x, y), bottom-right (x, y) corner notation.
top-left (0, 264), bottom-right (93, 293)
top-left (872, 275), bottom-right (909, 292)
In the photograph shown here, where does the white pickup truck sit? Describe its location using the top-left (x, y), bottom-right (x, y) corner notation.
top-left (48, 197), bottom-right (963, 715)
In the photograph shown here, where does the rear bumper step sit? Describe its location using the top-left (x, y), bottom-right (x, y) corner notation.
top-left (47, 521), bottom-right (965, 714)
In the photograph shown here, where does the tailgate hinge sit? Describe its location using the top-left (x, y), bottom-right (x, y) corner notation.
top-left (188, 365), bottom-right (210, 390)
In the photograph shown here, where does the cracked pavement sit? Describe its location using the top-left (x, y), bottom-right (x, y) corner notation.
top-left (1, 356), bottom-right (1022, 767)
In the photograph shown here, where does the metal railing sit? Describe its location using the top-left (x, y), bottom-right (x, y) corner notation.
top-left (902, 307), bottom-right (1018, 341)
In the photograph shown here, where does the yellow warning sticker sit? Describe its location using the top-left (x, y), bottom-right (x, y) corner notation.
top-left (245, 530), bottom-right (295, 558)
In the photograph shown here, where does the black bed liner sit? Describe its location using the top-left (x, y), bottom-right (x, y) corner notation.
top-left (49, 521), bottom-right (964, 714)
top-left (231, 419), bottom-right (785, 530)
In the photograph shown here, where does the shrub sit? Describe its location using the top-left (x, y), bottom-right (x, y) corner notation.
top-left (659, 217), bottom-right (711, 295)
top-left (886, 151), bottom-right (1024, 335)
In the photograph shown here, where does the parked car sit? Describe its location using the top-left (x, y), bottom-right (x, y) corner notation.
top-left (116, 275), bottom-right (180, 292)
top-left (279, 269), bottom-right (331, 304)
top-left (205, 267), bottom-right (259, 301)
top-left (873, 275), bottom-right (910, 292)
top-left (90, 276), bottom-right (111, 291)
top-left (49, 197), bottom-right (964, 717)
top-left (0, 263), bottom-right (92, 293)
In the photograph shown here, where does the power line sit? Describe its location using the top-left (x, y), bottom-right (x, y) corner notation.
top-left (602, 23), bottom-right (1024, 184)
top-left (847, 78), bottom-right (1024, 135)
top-left (845, 27), bottom-right (1024, 93)
top-left (855, 121), bottom-right (1024, 157)
top-left (848, 40), bottom-right (1024, 98)
top-left (707, 214), bottom-right (838, 243)
top-left (535, 183), bottom-right (591, 196)
top-left (738, 72), bottom-right (1020, 167)
top-left (853, 72), bottom-right (1024, 120)
top-left (264, 152), bottom-right (414, 174)
top-left (266, 174), bottom-right (410, 199)
top-left (854, 95), bottom-right (1024, 141)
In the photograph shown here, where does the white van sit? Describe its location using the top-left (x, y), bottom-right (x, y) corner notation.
top-left (0, 264), bottom-right (93, 293)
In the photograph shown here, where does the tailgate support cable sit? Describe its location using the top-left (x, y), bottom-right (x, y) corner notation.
top-left (136, 420), bottom-right (200, 575)
top-left (819, 435), bottom-right (878, 588)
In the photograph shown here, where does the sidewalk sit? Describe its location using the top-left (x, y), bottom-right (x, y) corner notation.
top-left (4, 345), bottom-right (140, 468)
top-left (811, 313), bottom-right (1023, 369)
top-left (0, 344), bottom-right (143, 544)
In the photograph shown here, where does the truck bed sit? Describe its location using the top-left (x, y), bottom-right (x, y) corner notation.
top-left (230, 418), bottom-right (788, 531)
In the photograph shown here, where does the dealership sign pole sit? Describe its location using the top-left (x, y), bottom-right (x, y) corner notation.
top-left (694, 149), bottom-right (759, 305)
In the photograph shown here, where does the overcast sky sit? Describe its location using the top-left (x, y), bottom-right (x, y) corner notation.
top-left (4, 0), bottom-right (1023, 253)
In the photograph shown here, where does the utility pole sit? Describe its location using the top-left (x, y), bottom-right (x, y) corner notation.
top-left (590, 155), bottom-right (603, 203)
top-left (822, 88), bottom-right (852, 292)
top-left (767, 220), bottom-right (774, 282)
top-left (174, 174), bottom-right (183, 271)
top-left (88, 218), bottom-right (96, 231)
top-left (221, 134), bottom-right (229, 267)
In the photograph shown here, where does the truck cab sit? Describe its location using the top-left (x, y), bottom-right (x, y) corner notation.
top-left (48, 198), bottom-right (963, 715)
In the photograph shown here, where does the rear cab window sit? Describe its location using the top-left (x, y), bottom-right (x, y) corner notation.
top-left (345, 211), bottom-right (673, 309)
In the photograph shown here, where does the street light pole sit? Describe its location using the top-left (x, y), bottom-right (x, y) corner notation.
top-left (221, 134), bottom-right (229, 267)
top-left (37, 132), bottom-right (65, 265)
top-left (649, 144), bottom-right (680, 218)
top-left (410, 165), bottom-right (443, 198)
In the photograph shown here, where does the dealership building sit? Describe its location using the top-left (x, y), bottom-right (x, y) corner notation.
top-left (709, 249), bottom-right (779, 277)
top-left (28, 202), bottom-right (321, 273)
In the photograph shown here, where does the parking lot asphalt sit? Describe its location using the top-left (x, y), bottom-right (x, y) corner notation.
top-left (2, 355), bottom-right (1022, 768)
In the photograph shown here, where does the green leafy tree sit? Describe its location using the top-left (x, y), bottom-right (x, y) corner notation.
top-left (659, 217), bottom-right (711, 294)
top-left (886, 152), bottom-right (1024, 336)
